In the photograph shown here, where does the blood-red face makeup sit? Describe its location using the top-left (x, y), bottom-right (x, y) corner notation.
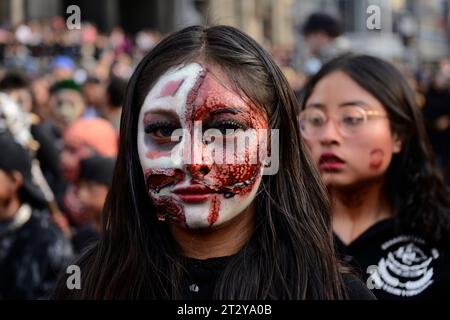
top-left (137, 63), bottom-right (268, 229)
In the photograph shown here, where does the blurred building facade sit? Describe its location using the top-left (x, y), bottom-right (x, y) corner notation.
top-left (1, 0), bottom-right (449, 65)
top-left (291, 0), bottom-right (450, 65)
top-left (0, 0), bottom-right (294, 44)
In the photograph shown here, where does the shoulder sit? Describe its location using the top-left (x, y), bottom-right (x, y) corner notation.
top-left (26, 208), bottom-right (73, 257)
top-left (342, 273), bottom-right (376, 300)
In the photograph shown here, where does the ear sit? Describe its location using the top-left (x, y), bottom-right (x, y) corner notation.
top-left (9, 171), bottom-right (24, 192)
top-left (392, 133), bottom-right (403, 154)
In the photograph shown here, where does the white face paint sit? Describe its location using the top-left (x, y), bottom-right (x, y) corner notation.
top-left (137, 62), bottom-right (268, 229)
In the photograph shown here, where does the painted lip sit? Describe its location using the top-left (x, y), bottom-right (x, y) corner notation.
top-left (318, 152), bottom-right (345, 171)
top-left (172, 184), bottom-right (214, 203)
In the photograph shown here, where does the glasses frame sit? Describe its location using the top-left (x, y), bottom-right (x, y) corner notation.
top-left (298, 106), bottom-right (388, 139)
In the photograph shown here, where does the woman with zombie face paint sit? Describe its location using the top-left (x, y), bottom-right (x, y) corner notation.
top-left (299, 54), bottom-right (450, 299)
top-left (54, 26), bottom-right (375, 300)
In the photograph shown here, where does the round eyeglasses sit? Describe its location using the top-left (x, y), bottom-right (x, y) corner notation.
top-left (298, 106), bottom-right (388, 139)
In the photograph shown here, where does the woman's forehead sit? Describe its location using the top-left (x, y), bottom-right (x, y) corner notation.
top-left (306, 71), bottom-right (385, 111)
top-left (140, 62), bottom-right (259, 119)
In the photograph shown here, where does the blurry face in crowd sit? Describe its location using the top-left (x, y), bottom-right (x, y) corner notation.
top-left (50, 90), bottom-right (85, 127)
top-left (137, 62), bottom-right (268, 229)
top-left (31, 79), bottom-right (50, 110)
top-left (8, 88), bottom-right (33, 113)
top-left (301, 71), bottom-right (402, 188)
top-left (304, 32), bottom-right (333, 56)
top-left (0, 169), bottom-right (21, 220)
top-left (82, 82), bottom-right (105, 108)
top-left (60, 139), bottom-right (94, 183)
top-left (52, 68), bottom-right (74, 81)
top-left (76, 179), bottom-right (108, 218)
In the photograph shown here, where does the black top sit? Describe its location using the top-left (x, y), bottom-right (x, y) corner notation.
top-left (180, 255), bottom-right (375, 300)
top-left (335, 218), bottom-right (450, 299)
top-left (71, 224), bottom-right (100, 255)
top-left (0, 205), bottom-right (73, 299)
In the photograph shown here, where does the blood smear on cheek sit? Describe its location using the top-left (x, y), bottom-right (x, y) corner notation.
top-left (152, 195), bottom-right (185, 224)
top-left (369, 149), bottom-right (384, 170)
top-left (207, 195), bottom-right (220, 226)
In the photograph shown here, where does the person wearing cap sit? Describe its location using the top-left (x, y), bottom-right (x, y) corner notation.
top-left (72, 155), bottom-right (115, 255)
top-left (48, 79), bottom-right (88, 131)
top-left (0, 130), bottom-right (73, 299)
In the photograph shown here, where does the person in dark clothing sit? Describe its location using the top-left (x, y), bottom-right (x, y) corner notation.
top-left (300, 12), bottom-right (349, 76)
top-left (180, 255), bottom-right (374, 300)
top-left (0, 72), bottom-right (34, 113)
top-left (299, 54), bottom-right (450, 299)
top-left (422, 74), bottom-right (450, 185)
top-left (103, 77), bottom-right (127, 131)
top-left (0, 73), bottom-right (67, 201)
top-left (54, 25), bottom-right (374, 300)
top-left (71, 155), bottom-right (115, 255)
top-left (334, 219), bottom-right (450, 299)
top-left (0, 130), bottom-right (73, 299)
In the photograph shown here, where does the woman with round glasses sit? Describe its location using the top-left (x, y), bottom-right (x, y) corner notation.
top-left (299, 54), bottom-right (450, 299)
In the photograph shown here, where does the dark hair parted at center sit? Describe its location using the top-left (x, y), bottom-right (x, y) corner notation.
top-left (55, 25), bottom-right (349, 299)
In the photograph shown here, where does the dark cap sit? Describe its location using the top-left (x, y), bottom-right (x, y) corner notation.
top-left (79, 155), bottom-right (116, 186)
top-left (0, 130), bottom-right (46, 205)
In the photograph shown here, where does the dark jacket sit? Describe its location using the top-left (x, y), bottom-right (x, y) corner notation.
top-left (0, 204), bottom-right (74, 299)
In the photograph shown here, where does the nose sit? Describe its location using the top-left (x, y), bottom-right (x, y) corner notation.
top-left (318, 118), bottom-right (341, 147)
top-left (185, 163), bottom-right (212, 180)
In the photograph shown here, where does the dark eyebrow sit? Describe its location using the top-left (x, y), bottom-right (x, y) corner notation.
top-left (305, 102), bottom-right (326, 109)
top-left (144, 109), bottom-right (178, 118)
top-left (338, 100), bottom-right (369, 108)
top-left (209, 107), bottom-right (240, 115)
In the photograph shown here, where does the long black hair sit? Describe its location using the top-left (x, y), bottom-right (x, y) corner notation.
top-left (300, 54), bottom-right (450, 246)
top-left (56, 25), bottom-right (346, 299)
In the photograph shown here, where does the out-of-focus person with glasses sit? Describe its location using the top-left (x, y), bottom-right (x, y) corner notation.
top-left (298, 54), bottom-right (450, 300)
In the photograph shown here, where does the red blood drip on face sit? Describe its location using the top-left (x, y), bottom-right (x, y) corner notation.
top-left (369, 149), bottom-right (384, 170)
top-left (152, 195), bottom-right (185, 224)
top-left (158, 79), bottom-right (185, 98)
top-left (144, 168), bottom-right (185, 191)
top-left (144, 169), bottom-right (186, 225)
top-left (183, 69), bottom-right (266, 197)
top-left (208, 195), bottom-right (220, 226)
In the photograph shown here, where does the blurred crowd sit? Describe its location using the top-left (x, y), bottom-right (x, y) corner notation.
top-left (0, 13), bottom-right (449, 299)
top-left (0, 17), bottom-right (160, 299)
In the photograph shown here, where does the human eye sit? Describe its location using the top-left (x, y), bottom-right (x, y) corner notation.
top-left (144, 121), bottom-right (180, 143)
top-left (305, 111), bottom-right (325, 127)
top-left (206, 119), bottom-right (248, 135)
top-left (341, 108), bottom-right (365, 126)
top-left (342, 115), bottom-right (364, 126)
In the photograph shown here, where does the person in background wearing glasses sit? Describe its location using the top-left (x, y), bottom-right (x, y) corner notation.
top-left (298, 54), bottom-right (450, 299)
